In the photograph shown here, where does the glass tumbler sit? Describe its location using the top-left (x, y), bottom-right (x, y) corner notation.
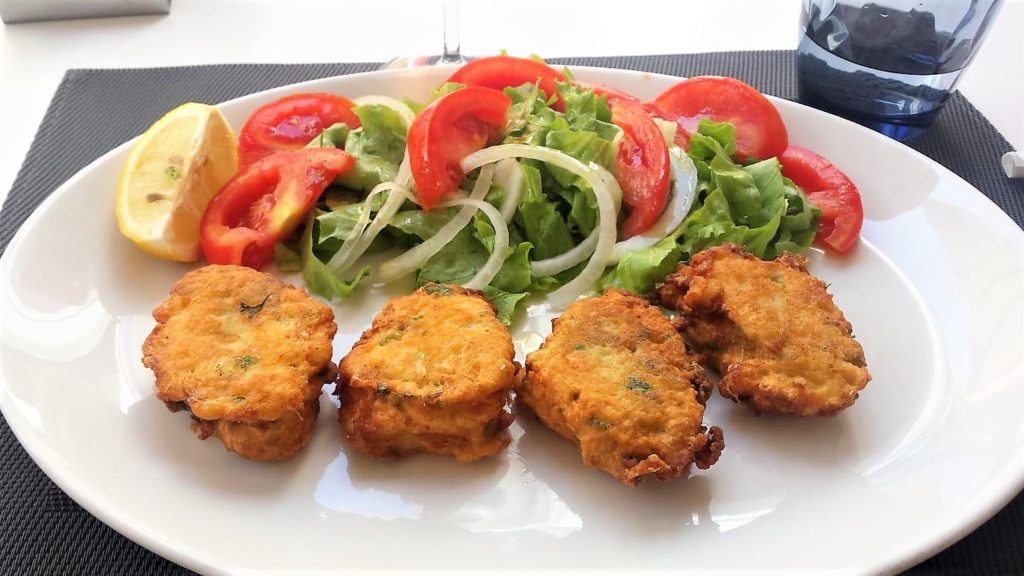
top-left (797, 0), bottom-right (1004, 140)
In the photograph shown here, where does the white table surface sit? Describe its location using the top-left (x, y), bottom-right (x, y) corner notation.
top-left (1, 0), bottom-right (1022, 207)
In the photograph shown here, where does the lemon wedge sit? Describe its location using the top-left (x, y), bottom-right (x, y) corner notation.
top-left (116, 102), bottom-right (237, 262)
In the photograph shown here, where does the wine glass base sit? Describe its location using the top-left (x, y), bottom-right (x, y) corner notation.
top-left (378, 55), bottom-right (470, 70)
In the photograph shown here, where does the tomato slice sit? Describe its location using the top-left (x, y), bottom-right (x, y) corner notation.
top-left (200, 148), bottom-right (354, 268)
top-left (779, 145), bottom-right (864, 254)
top-left (653, 76), bottom-right (788, 162)
top-left (237, 93), bottom-right (360, 168)
top-left (407, 86), bottom-right (511, 210)
top-left (610, 99), bottom-right (671, 238)
top-left (446, 56), bottom-right (567, 111)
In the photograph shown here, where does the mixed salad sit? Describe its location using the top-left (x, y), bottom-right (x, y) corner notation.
top-left (197, 56), bottom-right (864, 323)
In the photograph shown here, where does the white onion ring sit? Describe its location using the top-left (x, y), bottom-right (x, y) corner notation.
top-left (461, 144), bottom-right (618, 307)
top-left (326, 182), bottom-right (393, 272)
top-left (378, 164), bottom-right (495, 283)
top-left (493, 158), bottom-right (524, 222)
top-left (395, 149), bottom-right (413, 189)
top-left (654, 118), bottom-right (678, 146)
top-left (530, 229), bottom-right (598, 277)
top-left (436, 198), bottom-right (509, 290)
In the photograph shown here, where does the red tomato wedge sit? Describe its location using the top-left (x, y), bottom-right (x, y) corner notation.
top-left (446, 56), bottom-right (567, 112)
top-left (407, 86), bottom-right (511, 210)
top-left (201, 148), bottom-right (354, 268)
top-left (779, 145), bottom-right (864, 254)
top-left (237, 93), bottom-right (360, 168)
top-left (610, 99), bottom-right (671, 238)
top-left (653, 76), bottom-right (788, 162)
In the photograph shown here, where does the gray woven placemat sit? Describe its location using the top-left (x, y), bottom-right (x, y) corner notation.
top-left (1, 51), bottom-right (1021, 575)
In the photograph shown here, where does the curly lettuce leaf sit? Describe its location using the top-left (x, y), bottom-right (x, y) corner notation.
top-left (677, 135), bottom-right (819, 260)
top-left (513, 162), bottom-right (575, 259)
top-left (326, 104), bottom-right (407, 192)
top-left (600, 233), bottom-right (683, 294)
top-left (481, 286), bottom-right (530, 325)
top-left (299, 210), bottom-right (369, 299)
top-left (388, 208), bottom-right (532, 323)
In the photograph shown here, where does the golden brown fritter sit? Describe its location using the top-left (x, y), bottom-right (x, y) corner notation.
top-left (520, 289), bottom-right (724, 486)
top-left (656, 243), bottom-right (870, 416)
top-left (142, 265), bottom-right (337, 461)
top-left (336, 283), bottom-right (518, 463)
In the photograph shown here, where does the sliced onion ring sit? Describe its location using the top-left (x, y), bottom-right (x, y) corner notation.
top-left (531, 229), bottom-right (598, 277)
top-left (395, 148), bottom-right (413, 189)
top-left (610, 147), bottom-right (698, 262)
top-left (330, 182), bottom-right (409, 275)
top-left (436, 198), bottom-right (509, 290)
top-left (653, 118), bottom-right (679, 147)
top-left (461, 144), bottom-right (618, 307)
top-left (378, 164), bottom-right (495, 283)
top-left (493, 158), bottom-right (524, 222)
top-left (326, 181), bottom-right (393, 272)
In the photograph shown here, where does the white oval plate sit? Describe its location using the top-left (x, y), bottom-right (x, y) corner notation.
top-left (1, 66), bottom-right (1023, 575)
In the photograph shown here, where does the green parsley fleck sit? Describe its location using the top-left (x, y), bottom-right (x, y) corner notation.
top-left (574, 344), bottom-right (586, 351)
top-left (424, 284), bottom-right (453, 297)
top-left (165, 166), bottom-right (181, 180)
top-left (235, 355), bottom-right (259, 370)
top-left (239, 294), bottom-right (271, 318)
top-left (587, 416), bottom-right (609, 432)
top-left (626, 376), bottom-right (653, 394)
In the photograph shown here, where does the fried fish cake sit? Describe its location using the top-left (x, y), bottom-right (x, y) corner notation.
top-left (337, 283), bottom-right (517, 463)
top-left (142, 265), bottom-right (337, 461)
top-left (520, 289), bottom-right (724, 486)
top-left (656, 243), bottom-right (870, 416)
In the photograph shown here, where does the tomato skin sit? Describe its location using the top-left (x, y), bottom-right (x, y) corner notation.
top-left (201, 148), bottom-right (354, 268)
top-left (237, 93), bottom-right (360, 168)
top-left (610, 99), bottom-right (671, 238)
top-left (779, 145), bottom-right (864, 254)
top-left (447, 56), bottom-right (567, 111)
top-left (653, 76), bottom-right (788, 162)
top-left (407, 86), bottom-right (511, 210)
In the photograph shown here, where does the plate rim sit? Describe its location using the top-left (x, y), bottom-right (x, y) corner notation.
top-left (1, 64), bottom-right (1022, 576)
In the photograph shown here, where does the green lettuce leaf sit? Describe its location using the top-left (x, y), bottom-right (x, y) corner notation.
top-left (503, 83), bottom-right (558, 146)
top-left (306, 123), bottom-right (350, 149)
top-left (481, 286), bottom-right (529, 325)
top-left (335, 104), bottom-right (407, 191)
top-left (676, 157), bottom-right (817, 261)
top-left (299, 211), bottom-right (369, 299)
top-left (388, 208), bottom-right (531, 323)
top-left (544, 129), bottom-right (616, 187)
top-left (600, 233), bottom-right (683, 295)
top-left (559, 82), bottom-right (619, 141)
top-left (513, 162), bottom-right (575, 259)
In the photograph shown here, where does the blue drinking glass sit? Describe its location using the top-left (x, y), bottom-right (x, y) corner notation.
top-left (797, 0), bottom-right (1004, 140)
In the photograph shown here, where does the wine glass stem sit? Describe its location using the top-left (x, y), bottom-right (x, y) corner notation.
top-left (441, 0), bottom-right (463, 64)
